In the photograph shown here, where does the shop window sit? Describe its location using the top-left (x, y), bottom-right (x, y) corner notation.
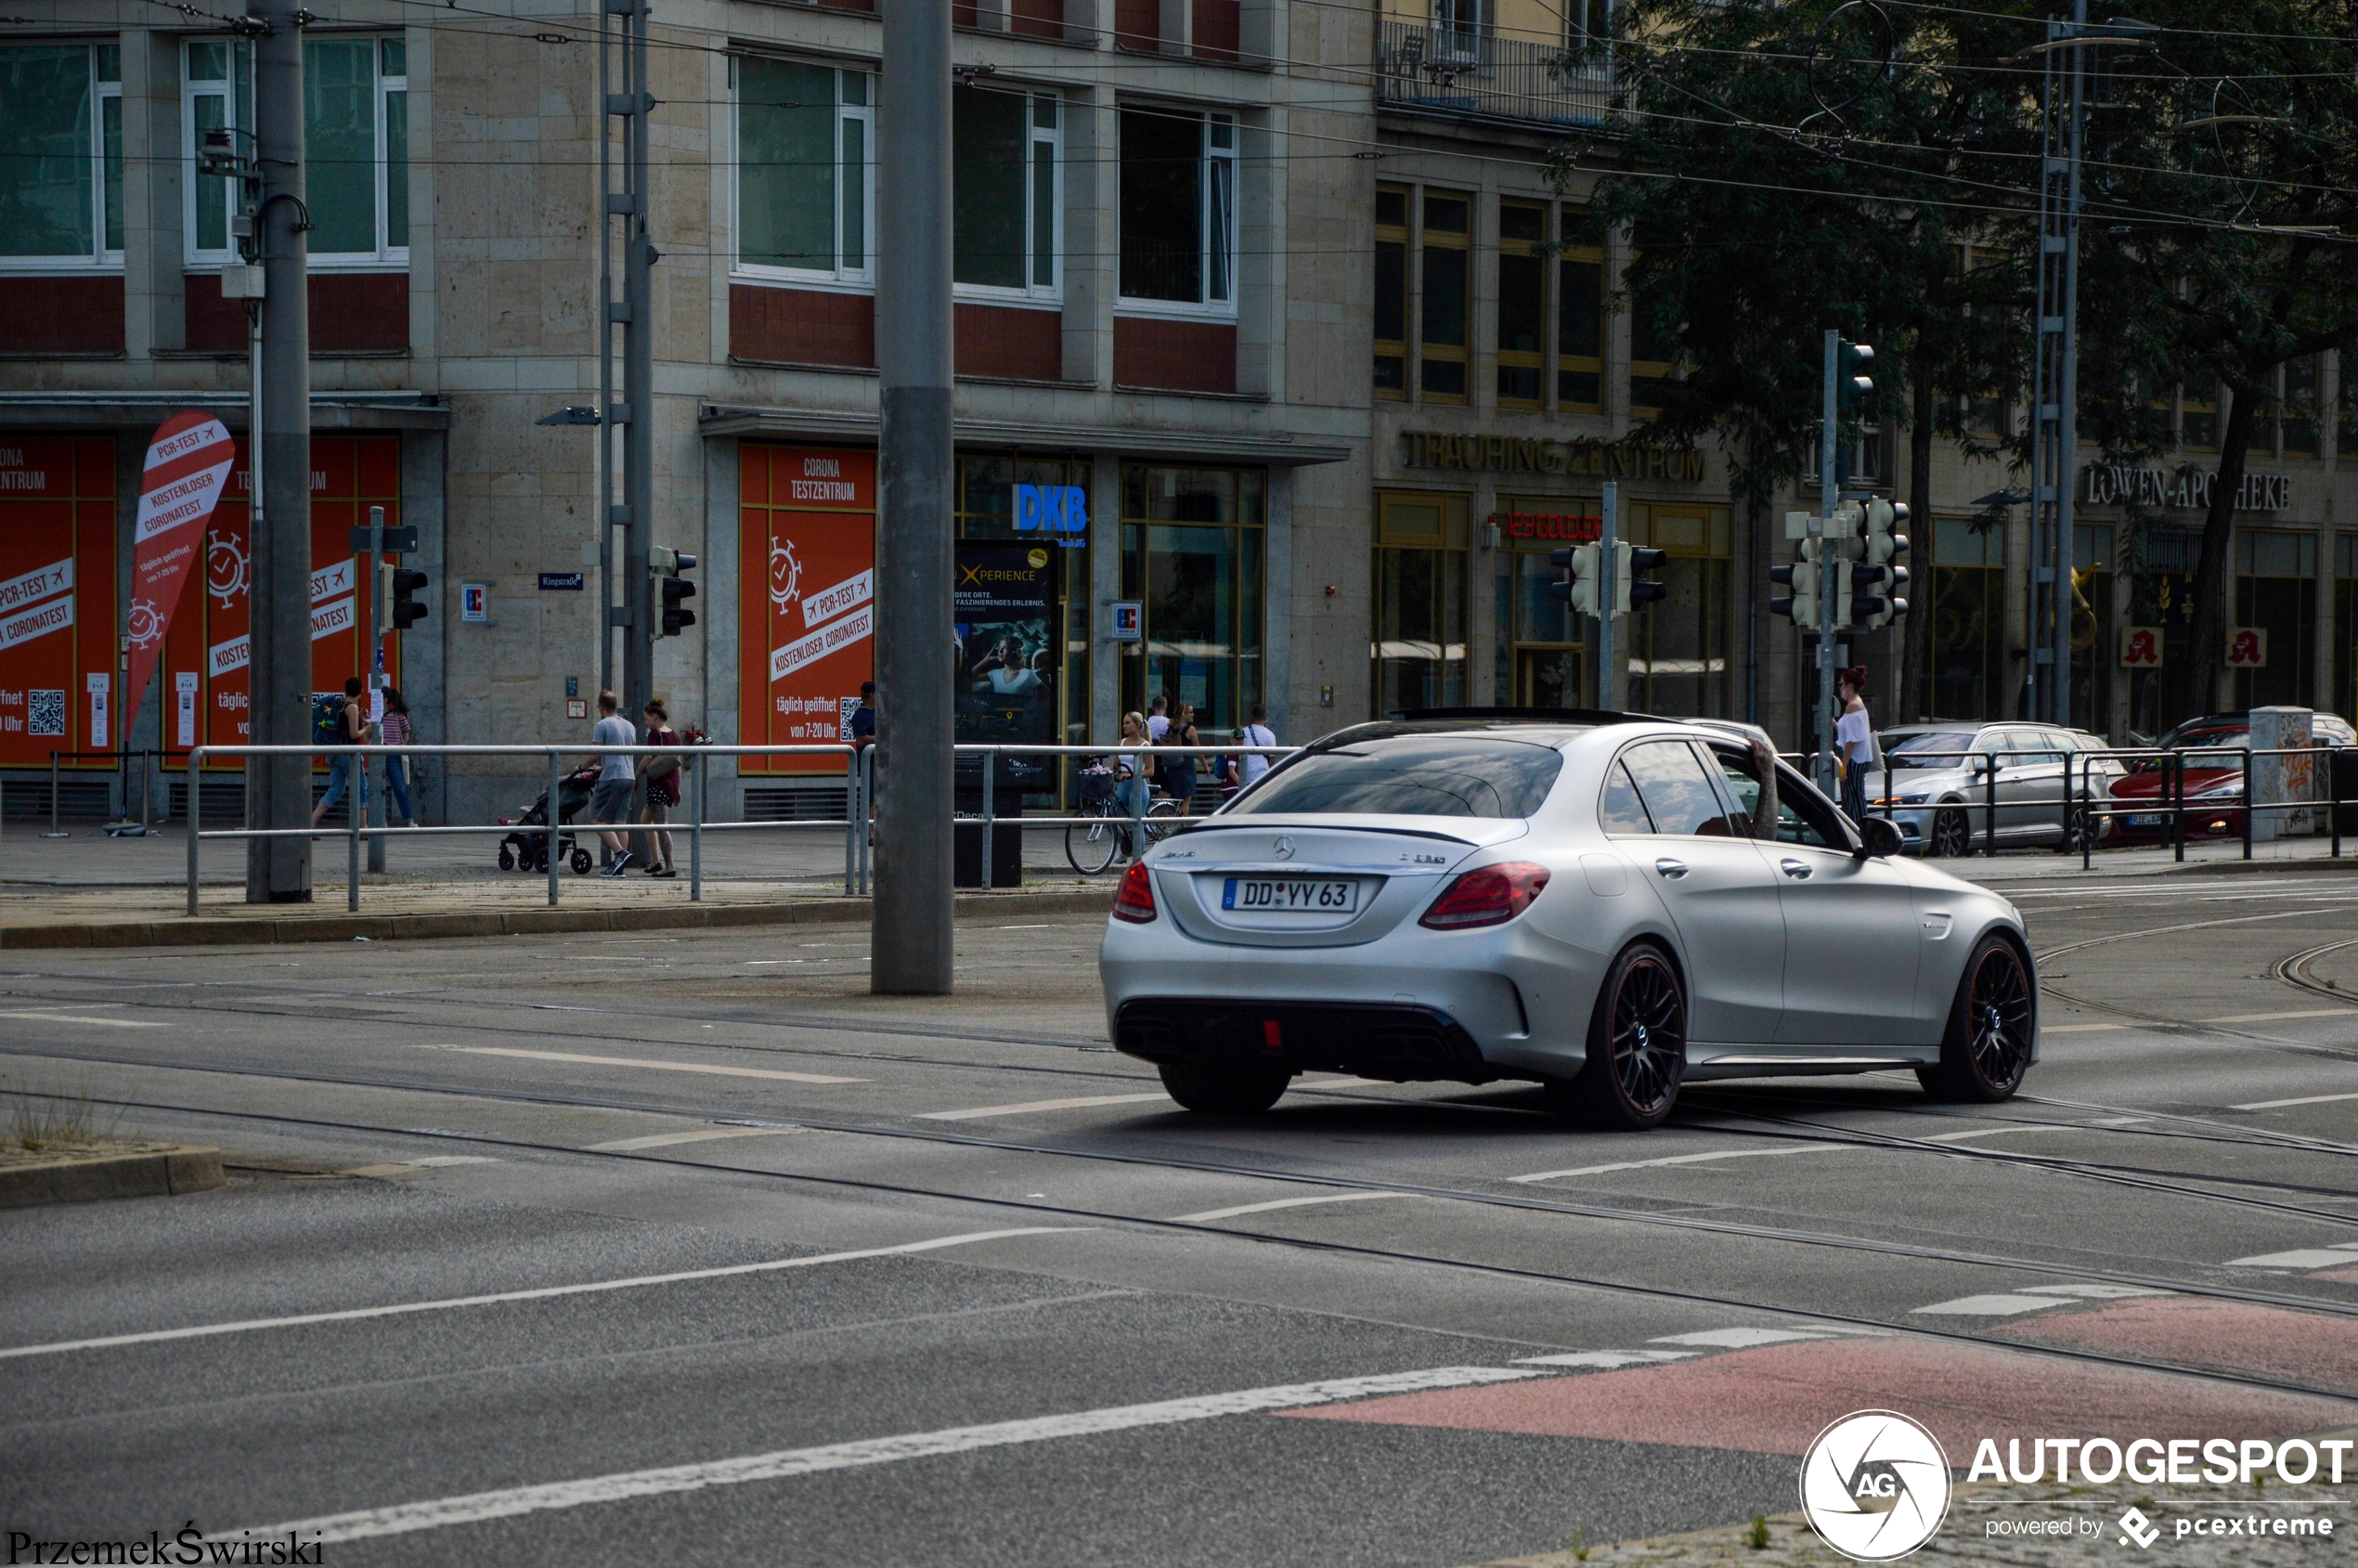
top-left (1374, 493), bottom-right (1468, 715)
top-left (2281, 355), bottom-right (2321, 459)
top-left (957, 456), bottom-right (1093, 745)
top-left (1120, 466), bottom-right (1263, 733)
top-left (2, 42), bottom-right (123, 267)
top-left (2180, 373), bottom-right (2218, 451)
top-left (2127, 529), bottom-right (2201, 736)
top-left (1628, 279), bottom-right (1677, 416)
top-left (952, 85), bottom-right (1061, 298)
top-left (1496, 494), bottom-right (1593, 709)
top-left (1931, 517), bottom-right (2006, 721)
top-left (2070, 522), bottom-right (2113, 736)
top-left (184, 37), bottom-right (405, 266)
top-left (1556, 247), bottom-right (1602, 410)
top-left (1374, 185), bottom-right (1407, 397)
top-left (1624, 506), bottom-right (1731, 719)
top-left (736, 58), bottom-right (873, 284)
top-left (1419, 191), bottom-right (1470, 402)
top-left (1496, 201), bottom-right (1545, 408)
top-left (2234, 529), bottom-right (2315, 712)
top-left (1119, 107), bottom-right (1236, 313)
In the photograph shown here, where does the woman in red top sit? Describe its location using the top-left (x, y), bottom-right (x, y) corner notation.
top-left (380, 688), bottom-right (415, 827)
top-left (637, 698), bottom-right (682, 877)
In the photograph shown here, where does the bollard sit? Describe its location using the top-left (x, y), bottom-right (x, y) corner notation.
top-left (2172, 754), bottom-right (2185, 862)
top-left (2242, 749), bottom-right (2254, 861)
top-left (547, 749), bottom-right (562, 907)
top-left (2335, 746), bottom-right (2345, 860)
top-left (186, 749), bottom-right (201, 916)
top-left (2059, 750), bottom-right (2072, 851)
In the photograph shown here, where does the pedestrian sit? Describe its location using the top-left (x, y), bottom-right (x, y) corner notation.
top-left (309, 676), bottom-right (369, 827)
top-left (1835, 666), bottom-right (1873, 824)
top-left (586, 690), bottom-right (638, 875)
top-left (1236, 702), bottom-right (1277, 789)
top-left (637, 697), bottom-right (681, 877)
top-left (1146, 693), bottom-right (1171, 744)
top-left (1161, 702), bottom-right (1199, 815)
top-left (849, 680), bottom-right (876, 750)
top-left (1113, 710), bottom-right (1150, 823)
top-left (380, 686), bottom-right (415, 827)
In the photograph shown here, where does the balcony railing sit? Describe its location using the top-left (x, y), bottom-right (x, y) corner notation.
top-left (1377, 20), bottom-right (1615, 128)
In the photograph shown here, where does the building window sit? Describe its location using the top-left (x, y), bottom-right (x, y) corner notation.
top-left (1374, 493), bottom-right (1468, 716)
top-left (1419, 190), bottom-right (1470, 402)
top-left (2070, 522), bottom-right (2113, 736)
top-left (1496, 201), bottom-right (1545, 408)
top-left (953, 85), bottom-right (1060, 298)
top-left (1931, 517), bottom-right (2006, 722)
top-left (2234, 528), bottom-right (2315, 712)
top-left (2281, 355), bottom-right (2321, 459)
top-left (1374, 185), bottom-right (1407, 397)
top-left (1625, 505), bottom-right (1731, 719)
top-left (2336, 536), bottom-right (2358, 719)
top-left (1119, 107), bottom-right (1236, 314)
top-left (1557, 244), bottom-right (1602, 410)
top-left (1120, 466), bottom-right (1263, 732)
top-left (736, 58), bottom-right (873, 285)
top-left (1628, 280), bottom-right (1676, 416)
top-left (1, 42), bottom-right (123, 268)
top-left (2179, 374), bottom-right (2218, 451)
top-left (186, 37), bottom-right (406, 266)
top-left (1495, 498), bottom-right (1591, 708)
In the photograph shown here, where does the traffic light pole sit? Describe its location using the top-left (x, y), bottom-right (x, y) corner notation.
top-left (1596, 482), bottom-right (1618, 710)
top-left (615, 0), bottom-right (655, 719)
top-left (1816, 330), bottom-right (1841, 793)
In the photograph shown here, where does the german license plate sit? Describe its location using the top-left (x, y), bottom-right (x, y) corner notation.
top-left (2127, 813), bottom-right (2166, 827)
top-left (1223, 876), bottom-right (1359, 914)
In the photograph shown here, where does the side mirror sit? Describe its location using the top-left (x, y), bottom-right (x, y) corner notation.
top-left (1858, 817), bottom-right (1904, 859)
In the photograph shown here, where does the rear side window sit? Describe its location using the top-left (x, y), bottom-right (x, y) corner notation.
top-left (1616, 740), bottom-right (1743, 836)
top-left (1600, 762), bottom-right (1652, 834)
top-left (1231, 735), bottom-right (1563, 819)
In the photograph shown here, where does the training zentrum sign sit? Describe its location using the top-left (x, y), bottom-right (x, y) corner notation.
top-left (1401, 431), bottom-right (1708, 482)
top-left (2082, 464), bottom-right (2290, 512)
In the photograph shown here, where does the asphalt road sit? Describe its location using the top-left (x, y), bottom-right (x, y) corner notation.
top-left (6, 867), bottom-right (2358, 1564)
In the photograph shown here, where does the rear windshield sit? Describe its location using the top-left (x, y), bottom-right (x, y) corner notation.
top-left (1887, 732), bottom-right (1974, 766)
top-left (1229, 735), bottom-right (1563, 819)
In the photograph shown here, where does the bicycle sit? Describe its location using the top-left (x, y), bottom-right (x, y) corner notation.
top-left (1065, 763), bottom-right (1181, 875)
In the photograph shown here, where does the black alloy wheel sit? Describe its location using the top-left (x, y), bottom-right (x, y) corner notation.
top-left (1159, 1058), bottom-right (1291, 1115)
top-left (2060, 801), bottom-right (2093, 854)
top-left (1560, 942), bottom-right (1687, 1130)
top-left (1921, 935), bottom-right (2035, 1103)
top-left (1931, 808), bottom-right (1971, 858)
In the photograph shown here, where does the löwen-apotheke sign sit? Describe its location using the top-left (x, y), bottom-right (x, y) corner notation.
top-left (1402, 431), bottom-right (1707, 482)
top-left (2081, 464), bottom-right (2289, 512)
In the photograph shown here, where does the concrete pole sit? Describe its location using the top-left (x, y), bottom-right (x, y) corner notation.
top-left (1817, 329), bottom-right (1840, 792)
top-left (246, 0), bottom-right (312, 902)
top-left (619, 0), bottom-right (655, 719)
top-left (872, 0), bottom-right (955, 995)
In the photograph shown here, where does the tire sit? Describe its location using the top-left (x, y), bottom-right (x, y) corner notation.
top-left (1158, 1058), bottom-right (1290, 1114)
top-left (2060, 800), bottom-right (2093, 854)
top-left (1930, 808), bottom-right (1971, 859)
top-left (1066, 816), bottom-right (1119, 875)
top-left (498, 845), bottom-right (515, 872)
top-left (570, 848), bottom-right (594, 875)
top-left (1556, 942), bottom-right (1687, 1130)
top-left (1919, 935), bottom-right (2036, 1103)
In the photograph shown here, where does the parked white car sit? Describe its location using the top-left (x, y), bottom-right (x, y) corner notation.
top-left (1101, 715), bottom-right (2037, 1128)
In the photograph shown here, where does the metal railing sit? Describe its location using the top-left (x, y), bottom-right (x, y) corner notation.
top-left (180, 740), bottom-right (1300, 916)
top-left (1376, 20), bottom-right (1615, 127)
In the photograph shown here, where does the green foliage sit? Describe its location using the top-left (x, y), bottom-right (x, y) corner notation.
top-left (1748, 1514), bottom-right (1771, 1549)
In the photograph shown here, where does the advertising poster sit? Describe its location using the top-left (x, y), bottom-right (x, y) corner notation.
top-left (739, 447), bottom-right (875, 775)
top-left (0, 438), bottom-right (118, 768)
top-left (124, 413), bottom-right (238, 737)
top-left (954, 542), bottom-right (1056, 792)
top-left (158, 435), bottom-right (401, 766)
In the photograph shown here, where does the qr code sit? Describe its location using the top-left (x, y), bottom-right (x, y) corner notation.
top-left (838, 695), bottom-right (861, 737)
top-left (28, 689), bottom-right (64, 736)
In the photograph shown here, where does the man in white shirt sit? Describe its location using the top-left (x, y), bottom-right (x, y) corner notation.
top-left (1146, 694), bottom-right (1170, 744)
top-left (1237, 703), bottom-right (1277, 788)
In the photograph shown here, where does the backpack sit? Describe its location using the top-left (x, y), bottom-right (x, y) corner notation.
top-left (313, 693), bottom-right (346, 748)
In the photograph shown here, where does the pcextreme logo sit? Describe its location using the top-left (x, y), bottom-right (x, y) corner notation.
top-left (1799, 1410), bottom-right (1953, 1562)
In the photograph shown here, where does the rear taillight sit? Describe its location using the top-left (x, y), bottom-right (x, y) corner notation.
top-left (1419, 862), bottom-right (1550, 930)
top-left (1112, 860), bottom-right (1158, 923)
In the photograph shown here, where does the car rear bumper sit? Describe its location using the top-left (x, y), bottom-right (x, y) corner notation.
top-left (1113, 997), bottom-right (1503, 1083)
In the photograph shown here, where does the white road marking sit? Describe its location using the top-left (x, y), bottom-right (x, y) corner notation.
top-left (415, 1044), bottom-right (863, 1085)
top-left (1648, 1328), bottom-right (1861, 1348)
top-left (0, 1228), bottom-right (1081, 1363)
top-left (2200, 1009), bottom-right (2353, 1024)
top-left (1912, 1294), bottom-right (2071, 1316)
top-left (343, 1157), bottom-right (501, 1178)
top-left (2233, 1091), bottom-right (2358, 1110)
top-left (587, 1128), bottom-right (805, 1152)
top-left (2040, 1023), bottom-right (2131, 1034)
top-left (1919, 1121), bottom-right (2144, 1143)
top-left (2017, 1284), bottom-right (2171, 1299)
top-left (1513, 1350), bottom-right (1700, 1368)
top-left (240, 1365), bottom-right (1549, 1545)
top-left (915, 1093), bottom-right (1169, 1121)
top-left (2223, 1249), bottom-right (2358, 1268)
top-left (1508, 1145), bottom-right (1841, 1182)
top-left (1165, 1191), bottom-right (1410, 1225)
top-left (0, 1010), bottom-right (166, 1029)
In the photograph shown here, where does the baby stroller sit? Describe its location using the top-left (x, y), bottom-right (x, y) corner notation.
top-left (498, 764), bottom-right (600, 875)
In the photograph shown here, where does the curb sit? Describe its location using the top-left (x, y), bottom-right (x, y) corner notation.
top-left (0, 1145), bottom-right (226, 1208)
top-left (0, 887), bottom-right (1116, 950)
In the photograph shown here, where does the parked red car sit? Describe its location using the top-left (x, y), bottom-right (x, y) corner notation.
top-left (2105, 711), bottom-right (2356, 843)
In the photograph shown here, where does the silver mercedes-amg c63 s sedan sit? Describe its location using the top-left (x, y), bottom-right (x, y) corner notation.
top-left (1100, 713), bottom-right (2037, 1128)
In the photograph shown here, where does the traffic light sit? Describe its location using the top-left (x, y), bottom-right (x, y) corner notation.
top-left (1852, 499), bottom-right (1911, 628)
top-left (1549, 542), bottom-right (1601, 619)
top-left (653, 546), bottom-right (697, 638)
top-left (389, 566), bottom-right (429, 631)
top-left (1836, 338), bottom-right (1874, 412)
top-left (1616, 542), bottom-right (1668, 614)
top-left (1770, 546), bottom-right (1821, 630)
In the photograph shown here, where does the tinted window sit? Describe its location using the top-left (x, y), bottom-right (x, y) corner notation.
top-left (1706, 748), bottom-right (1761, 837)
top-left (1620, 741), bottom-right (1741, 836)
top-left (1232, 735), bottom-right (1562, 819)
top-left (1772, 762), bottom-right (1841, 849)
top-left (1600, 761), bottom-right (1652, 834)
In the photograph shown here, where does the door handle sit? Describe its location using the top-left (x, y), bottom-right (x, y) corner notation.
top-left (1780, 859), bottom-right (1813, 880)
top-left (1653, 857), bottom-right (1689, 879)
